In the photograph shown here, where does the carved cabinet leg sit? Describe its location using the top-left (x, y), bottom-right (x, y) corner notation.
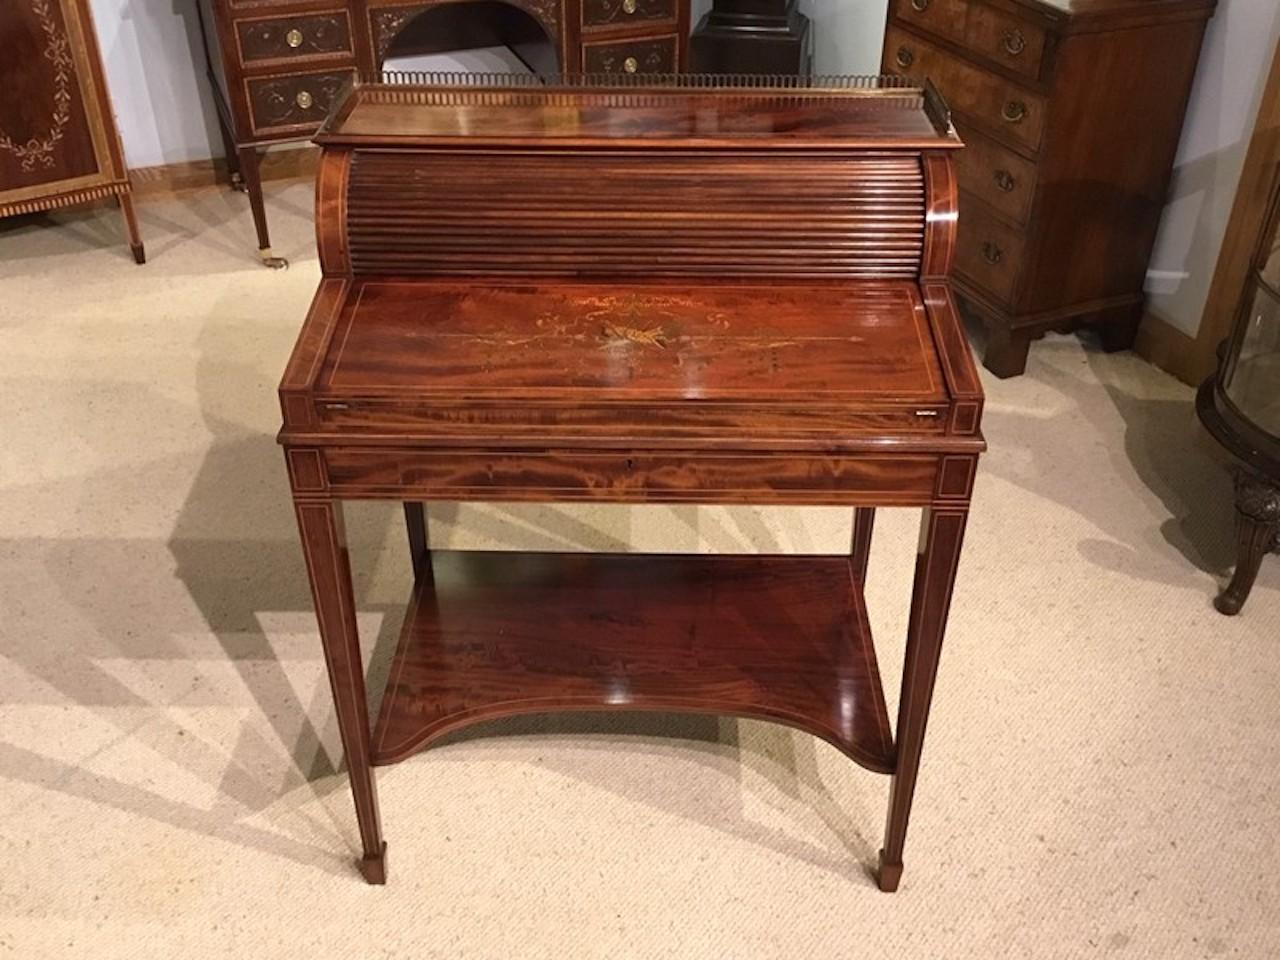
top-left (236, 145), bottom-right (287, 269)
top-left (879, 508), bottom-right (969, 892)
top-left (851, 507), bottom-right (876, 585)
top-left (404, 502), bottom-right (430, 581)
top-left (294, 500), bottom-right (388, 883)
top-left (1215, 473), bottom-right (1280, 616)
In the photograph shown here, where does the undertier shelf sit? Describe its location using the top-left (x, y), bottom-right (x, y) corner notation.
top-left (372, 551), bottom-right (896, 772)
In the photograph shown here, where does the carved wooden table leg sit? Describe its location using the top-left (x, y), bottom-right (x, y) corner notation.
top-left (1215, 472), bottom-right (1280, 616)
top-left (878, 507), bottom-right (969, 892)
top-left (293, 499), bottom-right (388, 883)
top-left (851, 507), bottom-right (876, 586)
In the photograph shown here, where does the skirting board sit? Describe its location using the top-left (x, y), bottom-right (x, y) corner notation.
top-left (129, 147), bottom-right (318, 198)
top-left (1134, 312), bottom-right (1214, 387)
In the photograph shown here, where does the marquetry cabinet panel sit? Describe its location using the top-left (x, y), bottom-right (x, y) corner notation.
top-left (0, 0), bottom-right (144, 262)
top-left (885, 0), bottom-right (1216, 377)
top-left (196, 0), bottom-right (692, 267)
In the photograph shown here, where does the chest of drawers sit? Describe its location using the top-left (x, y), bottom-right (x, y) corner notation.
top-left (195, 0), bottom-right (692, 267)
top-left (884, 0), bottom-right (1215, 377)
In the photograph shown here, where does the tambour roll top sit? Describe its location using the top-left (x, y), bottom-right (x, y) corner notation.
top-left (313, 73), bottom-right (962, 281)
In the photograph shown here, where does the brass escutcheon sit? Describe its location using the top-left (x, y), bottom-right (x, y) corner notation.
top-left (286, 28), bottom-right (304, 48)
top-left (623, 56), bottom-right (639, 73)
top-left (295, 89), bottom-right (314, 109)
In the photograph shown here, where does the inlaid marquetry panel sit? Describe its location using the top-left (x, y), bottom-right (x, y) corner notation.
top-left (583, 34), bottom-right (677, 74)
top-left (236, 11), bottom-right (353, 63)
top-left (583, 0), bottom-right (675, 29)
top-left (246, 69), bottom-right (354, 135)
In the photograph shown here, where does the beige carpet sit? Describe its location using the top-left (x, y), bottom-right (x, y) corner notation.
top-left (1, 183), bottom-right (1277, 960)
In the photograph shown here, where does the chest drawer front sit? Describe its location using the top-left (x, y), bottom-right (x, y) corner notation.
top-left (247, 69), bottom-right (353, 136)
top-left (956, 196), bottom-right (1025, 304)
top-left (236, 11), bottom-right (353, 64)
top-left (583, 0), bottom-right (676, 29)
top-left (891, 0), bottom-right (1047, 81)
top-left (583, 34), bottom-right (678, 74)
top-left (965, 4), bottom-right (1047, 81)
top-left (887, 27), bottom-right (1045, 155)
top-left (954, 121), bottom-right (1038, 226)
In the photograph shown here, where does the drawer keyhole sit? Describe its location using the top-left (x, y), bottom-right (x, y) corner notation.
top-left (895, 46), bottom-right (915, 69)
top-left (982, 241), bottom-right (1004, 265)
top-left (993, 169), bottom-right (1016, 193)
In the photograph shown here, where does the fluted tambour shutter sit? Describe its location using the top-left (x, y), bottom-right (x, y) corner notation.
top-left (344, 151), bottom-right (926, 279)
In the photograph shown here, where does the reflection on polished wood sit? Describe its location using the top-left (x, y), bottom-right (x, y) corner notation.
top-left (281, 75), bottom-right (985, 891)
top-left (373, 551), bottom-right (895, 772)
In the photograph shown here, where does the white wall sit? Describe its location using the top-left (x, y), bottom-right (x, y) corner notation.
top-left (90, 0), bottom-right (224, 167)
top-left (1145, 1), bottom-right (1280, 337)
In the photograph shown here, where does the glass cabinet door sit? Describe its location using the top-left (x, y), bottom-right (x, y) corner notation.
top-left (1222, 168), bottom-right (1280, 440)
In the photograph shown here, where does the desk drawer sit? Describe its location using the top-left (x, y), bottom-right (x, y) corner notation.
top-left (956, 196), bottom-right (1025, 305)
top-left (322, 449), bottom-right (941, 505)
top-left (583, 0), bottom-right (676, 30)
top-left (583, 34), bottom-right (678, 74)
top-left (893, 0), bottom-right (1047, 82)
top-left (246, 69), bottom-right (353, 136)
top-left (954, 121), bottom-right (1038, 226)
top-left (887, 27), bottom-right (1045, 155)
top-left (236, 11), bottom-right (353, 65)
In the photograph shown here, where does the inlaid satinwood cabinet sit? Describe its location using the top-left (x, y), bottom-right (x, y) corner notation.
top-left (1, 0), bottom-right (144, 263)
top-left (884, 0), bottom-right (1215, 377)
top-left (195, 0), bottom-right (692, 267)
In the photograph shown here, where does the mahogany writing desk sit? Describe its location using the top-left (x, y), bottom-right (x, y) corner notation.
top-left (278, 73), bottom-right (985, 891)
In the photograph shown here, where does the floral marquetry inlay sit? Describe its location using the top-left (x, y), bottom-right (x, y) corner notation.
top-left (0, 0), bottom-right (75, 172)
top-left (372, 0), bottom-right (562, 60)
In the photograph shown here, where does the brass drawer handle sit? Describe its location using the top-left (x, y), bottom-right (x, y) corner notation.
top-left (1001, 28), bottom-right (1026, 56)
top-left (295, 89), bottom-right (314, 109)
top-left (896, 46), bottom-right (915, 69)
top-left (623, 0), bottom-right (637, 12)
top-left (911, 0), bottom-right (930, 10)
top-left (286, 28), bottom-right (304, 48)
top-left (994, 169), bottom-right (1016, 193)
top-left (623, 56), bottom-right (639, 73)
top-left (982, 241), bottom-right (1004, 265)
top-left (1002, 100), bottom-right (1028, 124)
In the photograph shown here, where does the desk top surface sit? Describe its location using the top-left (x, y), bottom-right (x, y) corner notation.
top-left (316, 280), bottom-right (947, 405)
top-left (317, 75), bottom-right (960, 151)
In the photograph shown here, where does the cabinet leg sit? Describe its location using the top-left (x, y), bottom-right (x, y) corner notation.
top-left (404, 502), bottom-right (430, 581)
top-left (1215, 473), bottom-right (1280, 616)
top-left (236, 145), bottom-right (287, 269)
top-left (293, 500), bottom-right (387, 884)
top-left (118, 192), bottom-right (145, 264)
top-left (982, 327), bottom-right (1031, 379)
top-left (851, 507), bottom-right (875, 586)
top-left (215, 115), bottom-right (245, 192)
top-left (879, 507), bottom-right (969, 892)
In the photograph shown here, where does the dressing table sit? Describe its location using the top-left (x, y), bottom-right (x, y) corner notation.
top-left (279, 73), bottom-right (986, 891)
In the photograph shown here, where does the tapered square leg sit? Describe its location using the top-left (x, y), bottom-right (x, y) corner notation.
top-left (118, 192), bottom-right (145, 264)
top-left (404, 502), bottom-right (430, 581)
top-left (237, 145), bottom-right (287, 269)
top-left (851, 508), bottom-right (876, 585)
top-left (293, 499), bottom-right (387, 883)
top-left (879, 507), bottom-right (969, 892)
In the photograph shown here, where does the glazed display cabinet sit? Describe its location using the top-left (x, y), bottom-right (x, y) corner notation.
top-left (1198, 155), bottom-right (1280, 616)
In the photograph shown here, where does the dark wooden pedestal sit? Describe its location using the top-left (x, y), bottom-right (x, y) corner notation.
top-left (690, 0), bottom-right (812, 75)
